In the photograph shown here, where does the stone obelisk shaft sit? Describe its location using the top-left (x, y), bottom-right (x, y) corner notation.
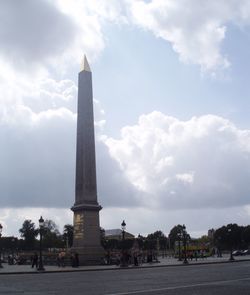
top-left (74, 60), bottom-right (98, 208)
top-left (71, 56), bottom-right (103, 265)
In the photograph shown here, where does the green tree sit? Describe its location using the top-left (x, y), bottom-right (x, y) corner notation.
top-left (197, 235), bottom-right (210, 245)
top-left (42, 219), bottom-right (63, 249)
top-left (214, 223), bottom-right (243, 250)
top-left (168, 225), bottom-right (185, 249)
top-left (137, 234), bottom-right (146, 250)
top-left (242, 225), bottom-right (250, 247)
top-left (63, 224), bottom-right (74, 248)
top-left (19, 220), bottom-right (38, 250)
top-left (146, 231), bottom-right (167, 250)
top-left (104, 239), bottom-right (120, 250)
top-left (1, 237), bottom-right (18, 252)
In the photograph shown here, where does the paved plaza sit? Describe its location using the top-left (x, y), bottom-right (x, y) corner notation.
top-left (0, 254), bottom-right (249, 275)
top-left (0, 258), bottom-right (250, 294)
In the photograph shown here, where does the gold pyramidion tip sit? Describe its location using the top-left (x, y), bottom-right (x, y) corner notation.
top-left (80, 55), bottom-right (91, 72)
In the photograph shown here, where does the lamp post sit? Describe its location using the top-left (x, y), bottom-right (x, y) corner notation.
top-left (228, 228), bottom-right (234, 261)
top-left (11, 237), bottom-right (15, 265)
top-left (66, 234), bottom-right (69, 253)
top-left (156, 238), bottom-right (160, 262)
top-left (11, 237), bottom-right (15, 257)
top-left (182, 225), bottom-right (188, 264)
top-left (120, 220), bottom-right (127, 267)
top-left (177, 233), bottom-right (182, 261)
top-left (37, 216), bottom-right (45, 271)
top-left (216, 236), bottom-right (222, 257)
top-left (0, 224), bottom-right (3, 268)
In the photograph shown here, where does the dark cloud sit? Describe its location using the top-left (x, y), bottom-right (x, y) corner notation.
top-left (0, 0), bottom-right (77, 68)
top-left (0, 107), bottom-right (139, 209)
top-left (96, 141), bottom-right (140, 207)
top-left (1, 109), bottom-right (76, 208)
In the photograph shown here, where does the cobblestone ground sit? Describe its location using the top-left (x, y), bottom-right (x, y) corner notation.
top-left (0, 254), bottom-right (249, 274)
top-left (0, 260), bottom-right (250, 295)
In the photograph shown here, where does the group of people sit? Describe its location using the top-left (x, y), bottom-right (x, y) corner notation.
top-left (57, 252), bottom-right (79, 267)
top-left (30, 251), bottom-right (80, 269)
top-left (105, 251), bottom-right (152, 266)
top-left (7, 254), bottom-right (20, 265)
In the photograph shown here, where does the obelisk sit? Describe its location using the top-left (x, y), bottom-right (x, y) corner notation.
top-left (71, 55), bottom-right (103, 265)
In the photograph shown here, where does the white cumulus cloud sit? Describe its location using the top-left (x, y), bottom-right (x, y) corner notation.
top-left (0, 73), bottom-right (138, 210)
top-left (104, 111), bottom-right (250, 210)
top-left (0, 0), bottom-right (128, 75)
top-left (129, 0), bottom-right (250, 72)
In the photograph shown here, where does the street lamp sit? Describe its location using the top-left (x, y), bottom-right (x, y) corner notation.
top-left (182, 225), bottom-right (188, 264)
top-left (0, 224), bottom-right (3, 268)
top-left (120, 220), bottom-right (127, 267)
top-left (11, 237), bottom-right (15, 264)
top-left (228, 228), bottom-right (234, 261)
top-left (156, 238), bottom-right (160, 261)
top-left (11, 237), bottom-right (15, 253)
top-left (65, 234), bottom-right (69, 253)
top-left (37, 216), bottom-right (45, 271)
top-left (177, 232), bottom-right (182, 261)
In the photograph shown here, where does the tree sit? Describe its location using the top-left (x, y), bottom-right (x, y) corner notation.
top-left (42, 219), bottom-right (63, 249)
top-left (103, 239), bottom-right (119, 250)
top-left (146, 231), bottom-right (167, 250)
top-left (242, 225), bottom-right (250, 247)
top-left (147, 231), bottom-right (165, 240)
top-left (1, 237), bottom-right (18, 252)
top-left (63, 224), bottom-right (74, 248)
top-left (168, 225), bottom-right (185, 249)
top-left (19, 220), bottom-right (38, 250)
top-left (214, 223), bottom-right (243, 250)
top-left (197, 235), bottom-right (210, 245)
top-left (136, 234), bottom-right (145, 250)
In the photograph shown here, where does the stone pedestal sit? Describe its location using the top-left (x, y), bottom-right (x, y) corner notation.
top-left (71, 205), bottom-right (104, 265)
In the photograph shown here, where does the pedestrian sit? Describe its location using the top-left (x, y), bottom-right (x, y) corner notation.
top-left (70, 253), bottom-right (75, 267)
top-left (58, 252), bottom-right (65, 267)
top-left (133, 253), bottom-right (138, 266)
top-left (74, 253), bottom-right (79, 267)
top-left (106, 251), bottom-right (111, 265)
top-left (194, 251), bottom-right (198, 261)
top-left (31, 252), bottom-right (38, 268)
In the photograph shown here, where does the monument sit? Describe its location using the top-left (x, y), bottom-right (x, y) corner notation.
top-left (71, 55), bottom-right (104, 265)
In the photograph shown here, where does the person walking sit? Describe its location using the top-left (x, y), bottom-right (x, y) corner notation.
top-left (31, 252), bottom-right (38, 268)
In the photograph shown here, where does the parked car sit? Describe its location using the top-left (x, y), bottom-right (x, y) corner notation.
top-left (242, 249), bottom-right (250, 255)
top-left (232, 250), bottom-right (243, 256)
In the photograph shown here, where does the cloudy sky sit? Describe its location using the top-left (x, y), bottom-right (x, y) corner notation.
top-left (2, 0), bottom-right (250, 238)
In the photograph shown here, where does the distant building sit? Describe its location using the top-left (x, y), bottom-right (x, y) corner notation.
top-left (208, 228), bottom-right (215, 240)
top-left (104, 229), bottom-right (135, 240)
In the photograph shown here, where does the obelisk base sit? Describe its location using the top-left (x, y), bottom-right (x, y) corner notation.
top-left (71, 206), bottom-right (105, 265)
top-left (70, 246), bottom-right (105, 265)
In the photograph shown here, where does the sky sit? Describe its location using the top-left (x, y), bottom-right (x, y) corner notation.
top-left (1, 0), bottom-right (250, 238)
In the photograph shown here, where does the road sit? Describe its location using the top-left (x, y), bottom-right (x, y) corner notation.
top-left (0, 261), bottom-right (250, 294)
